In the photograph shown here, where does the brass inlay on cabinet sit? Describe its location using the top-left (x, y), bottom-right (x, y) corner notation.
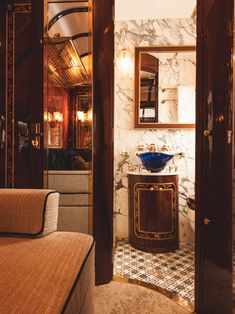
top-left (133, 182), bottom-right (177, 240)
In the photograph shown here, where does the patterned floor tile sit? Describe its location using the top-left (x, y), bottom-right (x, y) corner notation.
top-left (113, 240), bottom-right (195, 305)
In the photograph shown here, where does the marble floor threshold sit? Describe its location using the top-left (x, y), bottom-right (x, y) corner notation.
top-left (113, 240), bottom-right (195, 312)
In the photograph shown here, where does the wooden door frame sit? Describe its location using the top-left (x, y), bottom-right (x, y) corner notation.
top-left (0, 0), bottom-right (44, 188)
top-left (91, 3), bottom-right (235, 307)
top-left (92, 0), bottom-right (114, 284)
top-left (195, 0), bottom-right (234, 312)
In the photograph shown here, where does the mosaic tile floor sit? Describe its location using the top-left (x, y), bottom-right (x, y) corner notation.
top-left (113, 240), bottom-right (195, 308)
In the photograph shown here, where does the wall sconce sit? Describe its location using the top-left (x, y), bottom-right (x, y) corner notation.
top-left (77, 110), bottom-right (85, 123)
top-left (117, 48), bottom-right (133, 76)
top-left (77, 109), bottom-right (92, 125)
top-left (48, 111), bottom-right (63, 128)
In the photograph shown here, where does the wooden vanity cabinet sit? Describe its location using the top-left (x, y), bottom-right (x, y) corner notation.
top-left (128, 173), bottom-right (179, 252)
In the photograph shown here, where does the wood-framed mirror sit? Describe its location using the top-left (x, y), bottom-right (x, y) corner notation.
top-left (134, 46), bottom-right (196, 128)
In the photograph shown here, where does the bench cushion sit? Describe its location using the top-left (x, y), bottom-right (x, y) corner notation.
top-left (0, 232), bottom-right (94, 313)
top-left (0, 189), bottom-right (59, 236)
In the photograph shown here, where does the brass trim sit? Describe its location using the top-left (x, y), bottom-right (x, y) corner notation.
top-left (14, 3), bottom-right (31, 6)
top-left (133, 182), bottom-right (177, 240)
top-left (5, 9), bottom-right (14, 187)
top-left (113, 274), bottom-right (194, 313)
top-left (137, 187), bottom-right (174, 234)
top-left (14, 4), bottom-right (31, 12)
top-left (5, 4), bottom-right (31, 187)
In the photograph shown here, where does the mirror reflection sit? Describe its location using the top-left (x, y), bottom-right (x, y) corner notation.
top-left (45, 1), bottom-right (92, 170)
top-left (135, 46), bottom-right (196, 128)
top-left (44, 1), bottom-right (92, 236)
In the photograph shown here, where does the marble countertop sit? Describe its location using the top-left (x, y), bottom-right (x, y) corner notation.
top-left (44, 170), bottom-right (92, 175)
top-left (127, 171), bottom-right (178, 176)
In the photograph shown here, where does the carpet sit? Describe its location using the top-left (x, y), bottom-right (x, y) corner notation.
top-left (94, 281), bottom-right (189, 314)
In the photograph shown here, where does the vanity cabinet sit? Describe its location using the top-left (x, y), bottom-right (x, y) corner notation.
top-left (128, 172), bottom-right (179, 252)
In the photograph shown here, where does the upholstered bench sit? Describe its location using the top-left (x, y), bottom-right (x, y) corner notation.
top-left (0, 189), bottom-right (95, 314)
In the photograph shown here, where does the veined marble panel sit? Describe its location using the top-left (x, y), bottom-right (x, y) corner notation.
top-left (114, 18), bottom-right (196, 242)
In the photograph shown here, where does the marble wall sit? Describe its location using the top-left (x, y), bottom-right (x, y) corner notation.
top-left (114, 18), bottom-right (196, 242)
top-left (158, 53), bottom-right (196, 123)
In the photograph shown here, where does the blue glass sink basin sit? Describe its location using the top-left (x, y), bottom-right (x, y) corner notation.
top-left (137, 152), bottom-right (174, 172)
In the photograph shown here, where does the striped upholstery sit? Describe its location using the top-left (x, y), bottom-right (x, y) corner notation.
top-left (0, 232), bottom-right (95, 313)
top-left (0, 189), bottom-right (59, 236)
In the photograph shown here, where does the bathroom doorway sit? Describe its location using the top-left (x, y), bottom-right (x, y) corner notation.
top-left (113, 1), bottom-right (196, 311)
top-left (112, 0), bottom-right (234, 313)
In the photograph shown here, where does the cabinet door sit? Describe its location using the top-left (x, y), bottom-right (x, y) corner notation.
top-left (136, 183), bottom-right (177, 240)
top-left (128, 175), bottom-right (179, 253)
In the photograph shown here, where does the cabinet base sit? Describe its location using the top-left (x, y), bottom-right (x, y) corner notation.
top-left (129, 239), bottom-right (179, 253)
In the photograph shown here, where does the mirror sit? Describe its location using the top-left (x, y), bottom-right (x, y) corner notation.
top-left (45, 1), bottom-right (92, 170)
top-left (134, 46), bottom-right (196, 128)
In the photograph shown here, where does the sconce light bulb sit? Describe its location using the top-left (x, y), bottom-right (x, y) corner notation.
top-left (54, 111), bottom-right (63, 122)
top-left (77, 110), bottom-right (85, 122)
top-left (118, 48), bottom-right (133, 76)
top-left (47, 111), bottom-right (63, 128)
top-left (48, 113), bottom-right (52, 122)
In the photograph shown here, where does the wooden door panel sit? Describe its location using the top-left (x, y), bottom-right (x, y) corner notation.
top-left (14, 7), bottom-right (32, 187)
top-left (0, 1), bottom-right (45, 188)
top-left (196, 0), bottom-right (233, 312)
top-left (92, 0), bottom-right (114, 284)
top-left (0, 2), bottom-right (7, 187)
top-left (203, 215), bottom-right (232, 313)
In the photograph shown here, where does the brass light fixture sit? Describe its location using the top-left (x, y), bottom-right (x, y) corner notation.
top-left (117, 48), bottom-right (133, 76)
top-left (48, 111), bottom-right (63, 128)
top-left (77, 109), bottom-right (92, 125)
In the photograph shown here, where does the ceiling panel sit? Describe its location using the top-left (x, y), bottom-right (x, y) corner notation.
top-left (115, 0), bottom-right (196, 21)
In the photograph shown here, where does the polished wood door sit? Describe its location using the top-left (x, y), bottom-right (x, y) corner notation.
top-left (92, 0), bottom-right (114, 284)
top-left (0, 0), bottom-right (45, 188)
top-left (196, 1), bottom-right (233, 313)
top-left (0, 0), bottom-right (114, 285)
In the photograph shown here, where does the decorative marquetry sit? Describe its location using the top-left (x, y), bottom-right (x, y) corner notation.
top-left (128, 173), bottom-right (179, 252)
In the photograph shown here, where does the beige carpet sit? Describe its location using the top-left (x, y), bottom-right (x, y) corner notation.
top-left (95, 281), bottom-right (190, 314)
